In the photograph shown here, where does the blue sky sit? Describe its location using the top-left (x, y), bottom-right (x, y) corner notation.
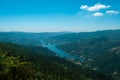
top-left (0, 0), bottom-right (120, 32)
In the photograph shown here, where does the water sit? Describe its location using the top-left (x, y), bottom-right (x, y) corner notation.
top-left (40, 40), bottom-right (84, 62)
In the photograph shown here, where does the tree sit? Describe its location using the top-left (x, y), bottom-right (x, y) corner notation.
top-left (0, 49), bottom-right (35, 80)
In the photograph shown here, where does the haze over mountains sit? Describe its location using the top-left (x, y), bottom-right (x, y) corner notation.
top-left (47, 29), bottom-right (120, 44)
top-left (0, 29), bottom-right (120, 80)
top-left (0, 29), bottom-right (120, 45)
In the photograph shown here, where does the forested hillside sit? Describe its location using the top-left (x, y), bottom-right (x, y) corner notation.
top-left (0, 32), bottom-right (66, 46)
top-left (0, 29), bottom-right (120, 80)
top-left (0, 30), bottom-right (120, 45)
top-left (58, 38), bottom-right (120, 79)
top-left (47, 29), bottom-right (120, 44)
top-left (0, 42), bottom-right (111, 80)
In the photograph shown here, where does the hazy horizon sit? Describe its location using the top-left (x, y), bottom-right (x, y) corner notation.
top-left (0, 29), bottom-right (120, 33)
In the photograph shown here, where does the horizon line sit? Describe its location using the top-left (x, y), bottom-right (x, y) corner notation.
top-left (0, 29), bottom-right (120, 33)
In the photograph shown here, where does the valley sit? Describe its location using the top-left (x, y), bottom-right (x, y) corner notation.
top-left (0, 29), bottom-right (120, 80)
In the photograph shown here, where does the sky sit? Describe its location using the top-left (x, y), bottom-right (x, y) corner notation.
top-left (0, 0), bottom-right (120, 32)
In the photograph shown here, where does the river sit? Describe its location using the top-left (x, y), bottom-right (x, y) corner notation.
top-left (40, 40), bottom-right (84, 63)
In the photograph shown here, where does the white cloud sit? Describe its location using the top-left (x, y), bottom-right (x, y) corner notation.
top-left (80, 3), bottom-right (119, 17)
top-left (93, 12), bottom-right (104, 16)
top-left (80, 3), bottom-right (110, 12)
top-left (80, 5), bottom-right (88, 9)
top-left (87, 3), bottom-right (110, 11)
top-left (106, 10), bottom-right (119, 15)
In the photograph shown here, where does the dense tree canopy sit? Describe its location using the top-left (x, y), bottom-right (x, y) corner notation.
top-left (0, 42), bottom-right (112, 80)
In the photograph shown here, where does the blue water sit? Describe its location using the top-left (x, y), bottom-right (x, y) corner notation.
top-left (40, 40), bottom-right (84, 62)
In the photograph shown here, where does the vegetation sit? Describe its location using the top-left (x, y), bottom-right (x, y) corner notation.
top-left (58, 38), bottom-right (120, 79)
top-left (47, 29), bottom-right (120, 44)
top-left (0, 32), bottom-right (66, 46)
top-left (0, 29), bottom-right (120, 80)
top-left (0, 49), bottom-right (35, 80)
top-left (0, 42), bottom-right (111, 80)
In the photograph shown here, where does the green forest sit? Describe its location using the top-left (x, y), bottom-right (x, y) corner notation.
top-left (0, 42), bottom-right (111, 80)
top-left (0, 30), bottom-right (120, 80)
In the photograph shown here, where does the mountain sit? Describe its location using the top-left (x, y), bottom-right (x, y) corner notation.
top-left (0, 42), bottom-right (111, 80)
top-left (58, 38), bottom-right (120, 79)
top-left (0, 29), bottom-right (120, 45)
top-left (47, 29), bottom-right (120, 44)
top-left (0, 32), bottom-right (67, 46)
top-left (0, 29), bottom-right (120, 80)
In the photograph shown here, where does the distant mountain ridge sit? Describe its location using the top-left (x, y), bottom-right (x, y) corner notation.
top-left (0, 29), bottom-right (120, 79)
top-left (47, 29), bottom-right (120, 44)
top-left (0, 29), bottom-right (120, 45)
top-left (0, 32), bottom-right (67, 45)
